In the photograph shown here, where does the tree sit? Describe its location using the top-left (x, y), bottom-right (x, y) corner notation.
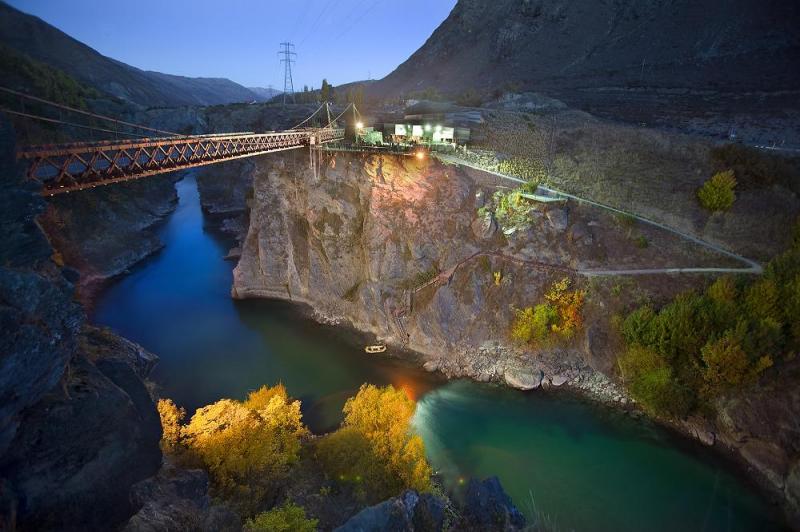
top-left (179, 385), bottom-right (308, 515)
top-left (618, 345), bottom-right (692, 417)
top-left (157, 398), bottom-right (185, 452)
top-left (316, 384), bottom-right (432, 503)
top-left (244, 502), bottom-right (318, 532)
top-left (511, 278), bottom-right (585, 346)
top-left (697, 170), bottom-right (737, 211)
top-left (320, 79), bottom-right (334, 102)
top-left (700, 330), bottom-right (751, 395)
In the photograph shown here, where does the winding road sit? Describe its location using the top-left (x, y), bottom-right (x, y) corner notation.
top-left (434, 153), bottom-right (763, 277)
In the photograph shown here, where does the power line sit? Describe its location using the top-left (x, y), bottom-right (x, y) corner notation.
top-left (298, 0), bottom-right (336, 48)
top-left (0, 86), bottom-right (180, 137)
top-left (0, 107), bottom-right (145, 139)
top-left (332, 0), bottom-right (380, 41)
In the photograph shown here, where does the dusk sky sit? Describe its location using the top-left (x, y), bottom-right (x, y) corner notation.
top-left (6, 0), bottom-right (457, 90)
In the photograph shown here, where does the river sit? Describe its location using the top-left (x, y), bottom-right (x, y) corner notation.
top-left (92, 175), bottom-right (784, 531)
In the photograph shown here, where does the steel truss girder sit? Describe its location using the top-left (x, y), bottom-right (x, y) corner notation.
top-left (18, 128), bottom-right (344, 195)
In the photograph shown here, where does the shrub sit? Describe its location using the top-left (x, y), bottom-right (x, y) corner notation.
top-left (498, 157), bottom-right (546, 183)
top-left (618, 219), bottom-right (800, 416)
top-left (157, 398), bottom-right (186, 452)
top-left (492, 189), bottom-right (533, 230)
top-left (700, 329), bottom-right (751, 395)
top-left (710, 144), bottom-right (796, 191)
top-left (511, 304), bottom-right (558, 344)
top-left (244, 502), bottom-right (318, 532)
top-left (512, 278), bottom-right (586, 346)
top-left (544, 277), bottom-right (586, 338)
top-left (316, 384), bottom-right (432, 503)
top-left (697, 170), bottom-right (737, 211)
top-left (618, 345), bottom-right (692, 417)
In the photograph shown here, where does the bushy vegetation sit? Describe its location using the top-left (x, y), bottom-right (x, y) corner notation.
top-left (697, 170), bottom-right (737, 212)
top-left (158, 384), bottom-right (307, 515)
top-left (512, 277), bottom-right (586, 346)
top-left (244, 502), bottom-right (318, 532)
top-left (0, 44), bottom-right (100, 108)
top-left (315, 384), bottom-right (432, 503)
top-left (710, 143), bottom-right (797, 192)
top-left (455, 89), bottom-right (483, 107)
top-left (156, 398), bottom-right (185, 452)
top-left (498, 157), bottom-right (546, 184)
top-left (618, 225), bottom-right (800, 417)
top-left (478, 189), bottom-right (534, 233)
top-left (158, 383), bottom-right (435, 522)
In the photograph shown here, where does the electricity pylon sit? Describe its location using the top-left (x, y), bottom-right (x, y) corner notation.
top-left (278, 42), bottom-right (296, 105)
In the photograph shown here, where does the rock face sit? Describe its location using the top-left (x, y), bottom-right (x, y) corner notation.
top-left (1, 328), bottom-right (162, 530)
top-left (336, 477), bottom-right (525, 532)
top-left (712, 360), bottom-right (800, 527)
top-left (461, 477), bottom-right (526, 531)
top-left (124, 461), bottom-right (240, 532)
top-left (371, 0), bottom-right (800, 143)
top-left (336, 490), bottom-right (446, 532)
top-left (230, 149), bottom-right (800, 524)
top-left (39, 173), bottom-right (179, 301)
top-left (0, 117), bottom-right (162, 530)
top-left (232, 152), bottom-right (602, 390)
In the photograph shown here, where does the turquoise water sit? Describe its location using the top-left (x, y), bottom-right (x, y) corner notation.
top-left (92, 175), bottom-right (785, 531)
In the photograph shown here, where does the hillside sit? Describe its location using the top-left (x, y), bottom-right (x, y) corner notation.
top-left (247, 86), bottom-right (282, 100)
top-left (0, 2), bottom-right (264, 107)
top-left (372, 0), bottom-right (800, 137)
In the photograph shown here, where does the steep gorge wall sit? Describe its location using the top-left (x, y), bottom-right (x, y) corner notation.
top-left (232, 151), bottom-right (624, 391)
top-left (231, 150), bottom-right (800, 527)
top-left (0, 118), bottom-right (162, 530)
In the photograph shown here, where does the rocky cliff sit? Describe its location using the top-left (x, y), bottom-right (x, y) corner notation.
top-left (231, 150), bottom-right (799, 526)
top-left (0, 116), bottom-right (163, 530)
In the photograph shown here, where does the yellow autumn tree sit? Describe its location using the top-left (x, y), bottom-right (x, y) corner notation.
top-left (179, 385), bottom-right (308, 515)
top-left (316, 384), bottom-right (432, 503)
top-left (157, 398), bottom-right (186, 452)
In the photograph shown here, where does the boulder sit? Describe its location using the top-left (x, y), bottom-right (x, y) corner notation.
top-left (471, 215), bottom-right (498, 240)
top-left (568, 222), bottom-right (593, 245)
top-left (336, 490), bottom-right (445, 532)
top-left (0, 343), bottom-right (162, 530)
top-left (504, 366), bottom-right (543, 390)
top-left (124, 462), bottom-right (240, 532)
top-left (545, 208), bottom-right (568, 232)
top-left (461, 477), bottom-right (526, 531)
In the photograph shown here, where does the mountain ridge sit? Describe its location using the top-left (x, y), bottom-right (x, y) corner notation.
top-left (0, 1), bottom-right (267, 107)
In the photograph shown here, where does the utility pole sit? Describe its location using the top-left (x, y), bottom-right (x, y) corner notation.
top-left (278, 42), bottom-right (296, 105)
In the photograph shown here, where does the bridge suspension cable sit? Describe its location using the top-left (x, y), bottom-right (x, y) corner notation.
top-left (0, 86), bottom-right (181, 137)
top-left (288, 102), bottom-right (326, 130)
top-left (0, 106), bottom-right (148, 139)
top-left (324, 102), bottom-right (353, 129)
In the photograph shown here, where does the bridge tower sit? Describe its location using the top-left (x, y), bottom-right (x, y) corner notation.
top-left (278, 42), bottom-right (296, 105)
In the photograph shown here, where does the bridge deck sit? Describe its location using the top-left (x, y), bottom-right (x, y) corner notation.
top-left (18, 127), bottom-right (343, 195)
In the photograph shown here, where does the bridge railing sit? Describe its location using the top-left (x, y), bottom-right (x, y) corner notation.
top-left (18, 128), bottom-right (344, 195)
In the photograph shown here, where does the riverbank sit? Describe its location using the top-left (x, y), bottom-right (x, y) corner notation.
top-left (82, 172), bottom-right (785, 530)
top-left (26, 154), bottom-right (792, 528)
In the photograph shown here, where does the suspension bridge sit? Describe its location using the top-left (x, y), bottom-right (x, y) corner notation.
top-left (3, 87), bottom-right (358, 196)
